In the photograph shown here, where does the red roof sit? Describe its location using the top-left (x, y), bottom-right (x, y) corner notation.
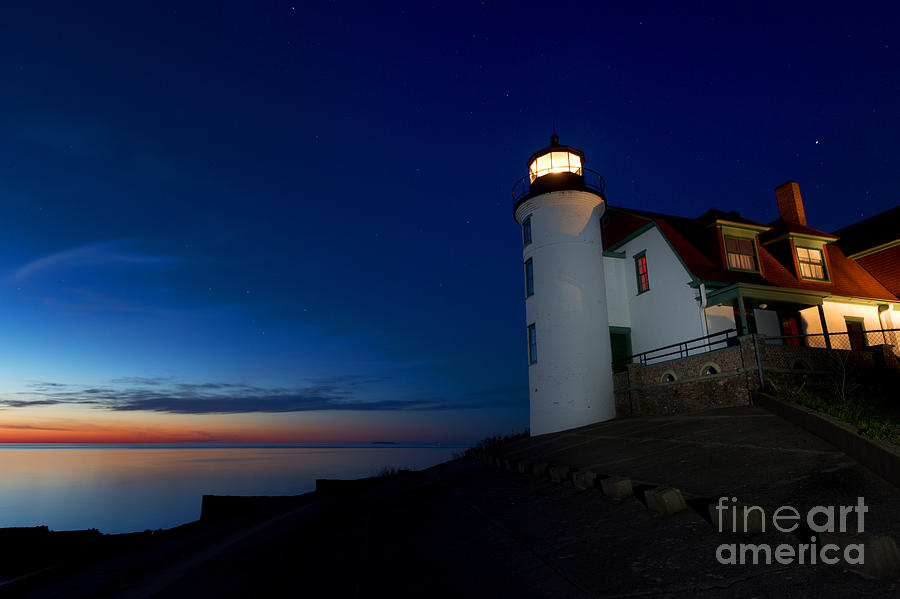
top-left (603, 206), bottom-right (897, 302)
top-left (761, 219), bottom-right (838, 242)
top-left (857, 246), bottom-right (900, 297)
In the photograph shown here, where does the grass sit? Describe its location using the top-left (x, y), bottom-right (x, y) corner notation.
top-left (374, 466), bottom-right (410, 478)
top-left (775, 377), bottom-right (900, 446)
top-left (471, 429), bottom-right (530, 452)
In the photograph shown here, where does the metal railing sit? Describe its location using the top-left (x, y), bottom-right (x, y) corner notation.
top-left (761, 328), bottom-right (900, 351)
top-left (612, 328), bottom-right (739, 372)
top-left (511, 167), bottom-right (605, 208)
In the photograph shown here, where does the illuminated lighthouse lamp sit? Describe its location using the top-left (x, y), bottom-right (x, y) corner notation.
top-left (513, 135), bottom-right (604, 206)
top-left (528, 137), bottom-right (583, 182)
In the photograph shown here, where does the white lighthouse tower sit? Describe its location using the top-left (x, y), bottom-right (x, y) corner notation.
top-left (513, 134), bottom-right (615, 435)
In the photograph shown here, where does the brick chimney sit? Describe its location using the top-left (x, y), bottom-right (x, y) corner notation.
top-left (775, 180), bottom-right (806, 225)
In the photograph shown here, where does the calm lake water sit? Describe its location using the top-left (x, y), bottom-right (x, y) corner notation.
top-left (0, 445), bottom-right (463, 534)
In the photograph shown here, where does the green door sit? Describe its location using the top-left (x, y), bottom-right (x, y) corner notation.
top-left (609, 327), bottom-right (632, 373)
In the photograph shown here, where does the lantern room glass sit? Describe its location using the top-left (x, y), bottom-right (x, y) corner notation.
top-left (528, 150), bottom-right (583, 183)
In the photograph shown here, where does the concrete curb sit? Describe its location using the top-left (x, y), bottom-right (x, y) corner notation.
top-left (572, 471), bottom-right (599, 490)
top-left (548, 465), bottom-right (570, 483)
top-left (600, 477), bottom-right (633, 499)
top-left (752, 392), bottom-right (900, 490)
top-left (644, 487), bottom-right (687, 515)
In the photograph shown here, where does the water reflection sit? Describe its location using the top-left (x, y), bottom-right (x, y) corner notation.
top-left (0, 446), bottom-right (461, 533)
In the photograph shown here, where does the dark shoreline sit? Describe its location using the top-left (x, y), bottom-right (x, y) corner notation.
top-left (7, 407), bottom-right (900, 597)
top-left (0, 474), bottom-right (386, 596)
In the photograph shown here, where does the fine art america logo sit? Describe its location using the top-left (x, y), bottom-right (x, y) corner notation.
top-left (714, 496), bottom-right (868, 565)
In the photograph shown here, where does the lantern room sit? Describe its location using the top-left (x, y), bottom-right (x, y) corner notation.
top-left (512, 134), bottom-right (605, 213)
top-left (528, 134), bottom-right (584, 182)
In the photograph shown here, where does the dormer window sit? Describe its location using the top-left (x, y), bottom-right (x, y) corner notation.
top-left (724, 236), bottom-right (759, 272)
top-left (797, 246), bottom-right (828, 281)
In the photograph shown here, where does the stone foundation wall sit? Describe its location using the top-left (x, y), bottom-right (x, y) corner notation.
top-left (614, 337), bottom-right (756, 417)
top-left (612, 336), bottom-right (899, 418)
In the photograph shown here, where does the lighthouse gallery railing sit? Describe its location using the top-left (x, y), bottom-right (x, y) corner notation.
top-left (511, 167), bottom-right (606, 208)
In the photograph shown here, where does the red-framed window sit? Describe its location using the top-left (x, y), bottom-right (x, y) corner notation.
top-left (634, 252), bottom-right (649, 294)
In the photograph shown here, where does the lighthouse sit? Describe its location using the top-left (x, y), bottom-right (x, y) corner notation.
top-left (512, 134), bottom-right (615, 435)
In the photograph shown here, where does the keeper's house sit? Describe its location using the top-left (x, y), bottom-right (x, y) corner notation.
top-left (512, 135), bottom-right (899, 435)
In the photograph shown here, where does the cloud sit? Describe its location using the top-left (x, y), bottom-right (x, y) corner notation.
top-left (0, 399), bottom-right (67, 408)
top-left (108, 376), bottom-right (169, 386)
top-left (0, 423), bottom-right (73, 431)
top-left (27, 381), bottom-right (69, 390)
top-left (10, 241), bottom-right (175, 282)
top-left (45, 288), bottom-right (142, 312)
top-left (9, 376), bottom-right (525, 415)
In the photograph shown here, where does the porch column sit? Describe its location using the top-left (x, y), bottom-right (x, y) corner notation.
top-left (736, 294), bottom-right (749, 336)
top-left (817, 304), bottom-right (831, 349)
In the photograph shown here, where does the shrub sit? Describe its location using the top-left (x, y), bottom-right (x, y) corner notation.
top-left (471, 429), bottom-right (529, 452)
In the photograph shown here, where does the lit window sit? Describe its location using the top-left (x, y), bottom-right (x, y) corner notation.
top-left (724, 236), bottom-right (758, 272)
top-left (524, 258), bottom-right (534, 297)
top-left (523, 217), bottom-right (532, 246)
top-left (797, 247), bottom-right (827, 280)
top-left (634, 252), bottom-right (649, 294)
top-left (527, 324), bottom-right (537, 364)
top-left (528, 151), bottom-right (583, 182)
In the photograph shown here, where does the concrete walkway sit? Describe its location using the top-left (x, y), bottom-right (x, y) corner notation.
top-left (492, 405), bottom-right (900, 540)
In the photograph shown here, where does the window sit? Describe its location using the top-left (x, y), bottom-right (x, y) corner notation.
top-left (634, 251), bottom-right (649, 294)
top-left (724, 236), bottom-right (758, 272)
top-left (797, 247), bottom-right (827, 281)
top-left (527, 324), bottom-right (537, 364)
top-left (524, 258), bottom-right (534, 297)
top-left (522, 217), bottom-right (532, 246)
top-left (702, 364), bottom-right (719, 376)
top-left (529, 150), bottom-right (583, 182)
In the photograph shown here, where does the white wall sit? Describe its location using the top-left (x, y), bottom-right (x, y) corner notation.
top-left (705, 304), bottom-right (736, 334)
top-left (754, 309), bottom-right (781, 337)
top-left (617, 226), bottom-right (703, 356)
top-left (515, 190), bottom-right (616, 435)
top-left (799, 301), bottom-right (898, 352)
top-left (802, 301), bottom-right (881, 335)
top-left (603, 255), bottom-right (631, 327)
top-left (884, 307), bottom-right (900, 354)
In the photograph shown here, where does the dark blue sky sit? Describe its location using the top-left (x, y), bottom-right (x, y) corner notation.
top-left (0, 3), bottom-right (897, 442)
